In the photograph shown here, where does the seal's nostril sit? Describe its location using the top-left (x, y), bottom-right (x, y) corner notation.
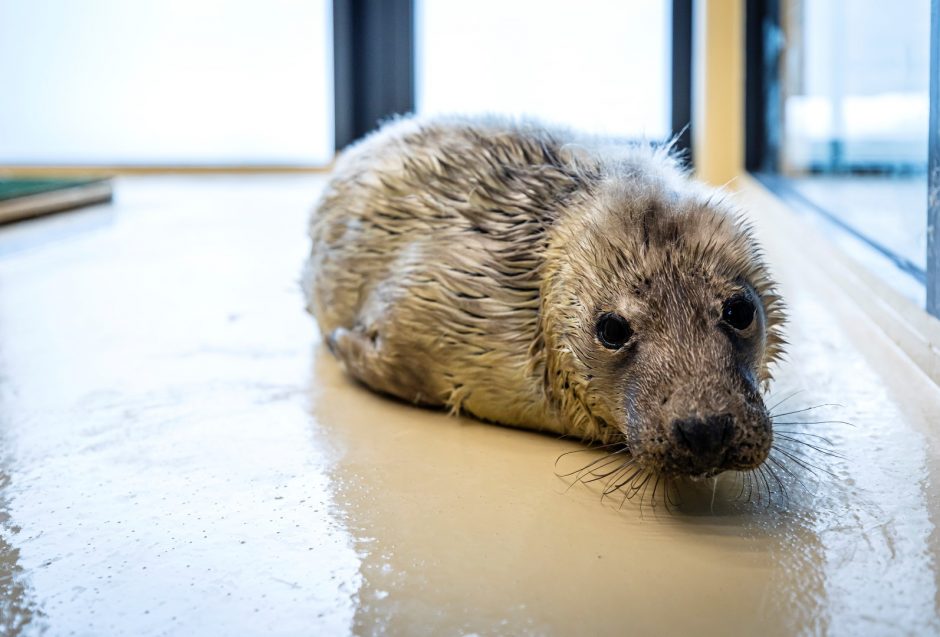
top-left (708, 413), bottom-right (735, 446)
top-left (673, 418), bottom-right (709, 455)
top-left (673, 413), bottom-right (734, 457)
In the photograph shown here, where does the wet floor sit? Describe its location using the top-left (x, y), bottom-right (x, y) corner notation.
top-left (0, 176), bottom-right (938, 636)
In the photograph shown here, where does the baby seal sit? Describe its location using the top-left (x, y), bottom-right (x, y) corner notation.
top-left (304, 115), bottom-right (785, 479)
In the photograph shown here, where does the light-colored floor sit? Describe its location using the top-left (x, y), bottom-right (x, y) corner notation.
top-left (1, 175), bottom-right (939, 636)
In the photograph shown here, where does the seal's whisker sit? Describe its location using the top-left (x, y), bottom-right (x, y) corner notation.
top-left (629, 470), bottom-right (653, 497)
top-left (599, 462), bottom-right (639, 493)
top-left (772, 446), bottom-right (838, 479)
top-left (760, 466), bottom-right (775, 506)
top-left (773, 419), bottom-right (855, 428)
top-left (556, 441), bottom-right (629, 455)
top-left (732, 472), bottom-right (745, 502)
top-left (589, 467), bottom-right (637, 487)
top-left (774, 443), bottom-right (840, 473)
top-left (553, 445), bottom-right (625, 472)
top-left (638, 472), bottom-right (655, 515)
top-left (588, 469), bottom-right (626, 489)
top-left (614, 468), bottom-right (646, 507)
top-left (774, 435), bottom-right (845, 459)
top-left (613, 460), bottom-right (643, 486)
top-left (772, 456), bottom-right (822, 484)
top-left (618, 483), bottom-right (632, 509)
top-left (665, 475), bottom-right (680, 509)
top-left (660, 474), bottom-right (671, 510)
top-left (613, 466), bottom-right (645, 492)
top-left (602, 467), bottom-right (632, 499)
top-left (766, 390), bottom-right (805, 414)
top-left (759, 467), bottom-right (772, 505)
top-left (613, 468), bottom-right (648, 506)
top-left (583, 458), bottom-right (638, 485)
top-left (585, 469), bottom-right (628, 498)
top-left (555, 449), bottom-right (627, 478)
top-left (769, 403), bottom-right (843, 419)
top-left (770, 447), bottom-right (821, 476)
top-left (739, 470), bottom-right (751, 502)
top-left (767, 454), bottom-right (813, 495)
top-left (579, 455), bottom-right (632, 480)
top-left (773, 430), bottom-right (836, 445)
top-left (731, 471), bottom-right (748, 502)
top-left (753, 472), bottom-right (763, 505)
top-left (709, 475), bottom-right (719, 513)
top-left (747, 470), bottom-right (761, 506)
top-left (754, 467), bottom-right (769, 506)
top-left (763, 462), bottom-right (789, 505)
top-left (619, 469), bottom-right (652, 509)
top-left (650, 473), bottom-right (664, 508)
top-left (744, 472), bottom-right (755, 503)
top-left (559, 454), bottom-right (630, 494)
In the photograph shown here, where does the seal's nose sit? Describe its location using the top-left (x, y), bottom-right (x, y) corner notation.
top-left (671, 413), bottom-right (734, 472)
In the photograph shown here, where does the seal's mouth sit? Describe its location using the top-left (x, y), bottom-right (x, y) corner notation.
top-left (685, 468), bottom-right (726, 482)
top-left (623, 410), bottom-right (773, 479)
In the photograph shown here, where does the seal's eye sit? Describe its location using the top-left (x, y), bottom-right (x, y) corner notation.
top-left (722, 296), bottom-right (755, 331)
top-left (596, 313), bottom-right (633, 349)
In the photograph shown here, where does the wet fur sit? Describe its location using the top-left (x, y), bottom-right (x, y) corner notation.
top-left (304, 115), bottom-right (786, 473)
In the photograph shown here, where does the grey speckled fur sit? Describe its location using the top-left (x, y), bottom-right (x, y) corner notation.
top-left (304, 115), bottom-right (786, 476)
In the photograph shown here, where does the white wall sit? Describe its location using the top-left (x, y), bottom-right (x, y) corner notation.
top-left (0, 0), bottom-right (332, 165)
top-left (416, 0), bottom-right (671, 140)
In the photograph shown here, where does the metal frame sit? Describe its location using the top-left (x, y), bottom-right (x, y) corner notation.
top-left (671, 0), bottom-right (694, 162)
top-left (928, 0), bottom-right (940, 314)
top-left (744, 0), bottom-right (780, 173)
top-left (333, 0), bottom-right (415, 150)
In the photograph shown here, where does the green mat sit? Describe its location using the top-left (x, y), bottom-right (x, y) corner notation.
top-left (0, 179), bottom-right (106, 201)
top-left (0, 178), bottom-right (113, 223)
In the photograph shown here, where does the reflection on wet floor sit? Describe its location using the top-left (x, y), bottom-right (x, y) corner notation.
top-left (0, 176), bottom-right (938, 636)
top-left (0, 471), bottom-right (40, 635)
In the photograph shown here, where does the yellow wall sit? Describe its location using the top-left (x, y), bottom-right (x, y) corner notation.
top-left (693, 0), bottom-right (745, 187)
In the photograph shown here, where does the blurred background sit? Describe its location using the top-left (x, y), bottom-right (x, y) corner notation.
top-left (0, 0), bottom-right (335, 166)
top-left (0, 0), bottom-right (937, 313)
top-left (768, 0), bottom-right (932, 301)
top-left (0, 0), bottom-right (671, 167)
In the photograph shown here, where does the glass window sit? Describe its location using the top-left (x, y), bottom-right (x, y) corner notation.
top-left (0, 0), bottom-right (333, 165)
top-left (415, 0), bottom-right (672, 140)
top-left (771, 0), bottom-right (932, 302)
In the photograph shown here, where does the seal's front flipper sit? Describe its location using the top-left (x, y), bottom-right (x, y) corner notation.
top-left (326, 326), bottom-right (375, 378)
top-left (326, 326), bottom-right (435, 406)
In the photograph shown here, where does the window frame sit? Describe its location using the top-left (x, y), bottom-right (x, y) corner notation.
top-left (927, 0), bottom-right (940, 314)
top-left (333, 0), bottom-right (416, 150)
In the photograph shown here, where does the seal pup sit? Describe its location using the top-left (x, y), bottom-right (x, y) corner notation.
top-left (304, 115), bottom-right (785, 479)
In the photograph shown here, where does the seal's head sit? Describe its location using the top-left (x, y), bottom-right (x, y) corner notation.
top-left (542, 179), bottom-right (785, 479)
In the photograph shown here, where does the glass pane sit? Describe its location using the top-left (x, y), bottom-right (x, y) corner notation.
top-left (777, 0), bottom-right (931, 286)
top-left (0, 0), bottom-right (332, 165)
top-left (416, 0), bottom-right (671, 140)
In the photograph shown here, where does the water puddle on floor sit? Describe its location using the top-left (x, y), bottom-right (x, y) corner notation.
top-left (312, 311), bottom-right (940, 636)
top-left (309, 183), bottom-right (940, 636)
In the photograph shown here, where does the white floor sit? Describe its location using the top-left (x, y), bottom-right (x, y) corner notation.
top-left (1, 175), bottom-right (939, 636)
